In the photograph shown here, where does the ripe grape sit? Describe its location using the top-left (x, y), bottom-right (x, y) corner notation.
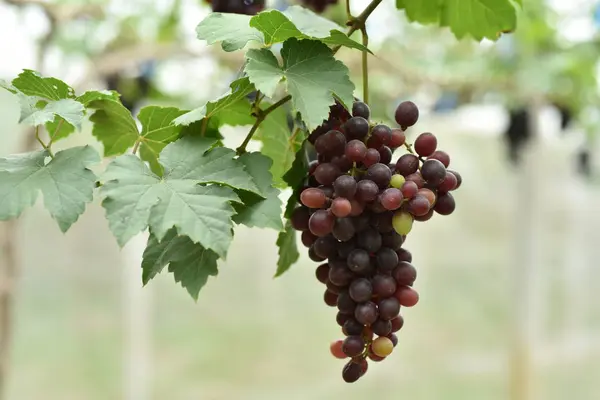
top-left (380, 188), bottom-right (403, 211)
top-left (390, 128), bottom-right (406, 148)
top-left (421, 159), bottom-right (446, 186)
top-left (342, 335), bottom-right (365, 357)
top-left (414, 209), bottom-right (434, 222)
top-left (355, 180), bottom-right (379, 203)
top-left (352, 213), bottom-right (371, 232)
top-left (406, 195), bottom-right (431, 217)
top-left (395, 154), bottom-right (419, 176)
top-left (331, 340), bottom-right (347, 359)
top-left (363, 148), bottom-right (381, 167)
top-left (392, 211), bottom-right (413, 235)
top-left (300, 188), bottom-right (326, 209)
top-left (355, 301), bottom-right (378, 325)
top-left (342, 360), bottom-right (363, 383)
top-left (344, 117), bottom-right (369, 140)
top-left (368, 349), bottom-right (385, 362)
top-left (434, 192), bottom-right (456, 215)
top-left (349, 278), bottom-right (373, 302)
top-left (428, 150), bottom-right (450, 167)
top-left (301, 230), bottom-right (317, 247)
top-left (324, 290), bottom-right (338, 306)
top-left (371, 124), bottom-right (392, 145)
top-left (395, 101), bottom-right (419, 127)
top-left (337, 239), bottom-right (356, 258)
top-left (309, 246), bottom-right (327, 262)
top-left (332, 217), bottom-right (355, 242)
top-left (328, 263), bottom-right (354, 287)
top-left (387, 333), bottom-right (398, 347)
top-left (313, 236), bottom-right (338, 258)
top-left (390, 174), bottom-right (405, 189)
top-left (392, 261), bottom-right (417, 286)
top-left (315, 264), bottom-right (330, 284)
top-left (333, 175), bottom-right (357, 199)
top-left (376, 247), bottom-right (399, 272)
top-left (315, 130), bottom-right (346, 157)
top-left (378, 297), bottom-right (401, 320)
top-left (378, 146), bottom-right (392, 165)
top-left (372, 274), bottom-right (397, 297)
top-left (371, 336), bottom-right (394, 357)
top-left (358, 358), bottom-right (368, 376)
top-left (381, 231), bottom-right (404, 250)
top-left (291, 207), bottom-right (310, 231)
top-left (414, 132), bottom-right (437, 157)
top-left (448, 170), bottom-right (462, 189)
top-left (352, 101), bottom-right (371, 119)
top-left (314, 163), bottom-right (341, 186)
top-left (309, 210), bottom-right (335, 236)
top-left (371, 319), bottom-right (393, 336)
top-left (345, 140), bottom-right (367, 162)
top-left (437, 172), bottom-right (458, 193)
top-left (337, 312), bottom-right (349, 327)
top-left (357, 228), bottom-right (382, 252)
top-left (347, 249), bottom-right (371, 273)
top-left (400, 180), bottom-right (418, 199)
top-left (417, 188), bottom-right (436, 205)
top-left (396, 248), bottom-right (412, 263)
top-left (395, 286), bottom-right (419, 307)
top-left (332, 155), bottom-right (353, 172)
top-left (343, 318), bottom-right (364, 336)
top-left (337, 291), bottom-right (357, 314)
top-left (349, 200), bottom-right (365, 216)
top-left (406, 172), bottom-right (426, 188)
top-left (369, 211), bottom-right (393, 233)
top-left (319, 185), bottom-right (334, 198)
top-left (331, 197), bottom-right (352, 217)
top-left (391, 315), bottom-right (404, 332)
top-left (365, 163), bottom-right (392, 188)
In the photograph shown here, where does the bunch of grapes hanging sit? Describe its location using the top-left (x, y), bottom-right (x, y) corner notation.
top-left (289, 100), bottom-right (462, 382)
top-left (205, 0), bottom-right (266, 14)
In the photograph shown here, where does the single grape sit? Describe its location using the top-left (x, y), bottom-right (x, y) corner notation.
top-left (308, 160), bottom-right (319, 174)
top-left (395, 101), bottom-right (419, 127)
top-left (331, 197), bottom-right (352, 218)
top-left (395, 154), bottom-right (419, 176)
top-left (342, 335), bottom-right (365, 357)
top-left (418, 188), bottom-right (436, 205)
top-left (309, 209), bottom-right (335, 236)
top-left (308, 123), bottom-right (330, 145)
top-left (355, 301), bottom-right (378, 325)
top-left (391, 315), bottom-right (404, 332)
top-left (389, 128), bottom-right (406, 148)
top-left (378, 146), bottom-right (393, 165)
top-left (315, 263), bottom-right (330, 284)
top-left (313, 235), bottom-right (338, 258)
top-left (406, 195), bottom-right (431, 217)
top-left (349, 200), bottom-right (365, 216)
top-left (349, 278), bottom-right (373, 303)
top-left (356, 259), bottom-right (376, 277)
top-left (357, 228), bottom-right (382, 252)
top-left (331, 155), bottom-right (353, 172)
top-left (371, 125), bottom-right (392, 146)
top-left (345, 139), bottom-right (367, 162)
top-left (376, 247), bottom-right (399, 272)
top-left (414, 209), bottom-right (434, 222)
top-left (347, 249), bottom-right (371, 273)
top-left (396, 248), bottom-right (412, 263)
top-left (357, 358), bottom-right (369, 376)
top-left (428, 150), bottom-right (450, 167)
top-left (367, 348), bottom-right (385, 362)
top-left (343, 318), bottom-right (364, 336)
top-left (342, 360), bottom-right (363, 383)
top-left (392, 261), bottom-right (417, 286)
top-left (434, 192), bottom-right (456, 215)
top-left (365, 163), bottom-right (392, 188)
top-left (406, 172), bottom-right (426, 188)
top-left (381, 231), bottom-right (404, 251)
top-left (390, 174), bottom-right (406, 189)
top-left (395, 286), bottom-right (419, 307)
top-left (372, 274), bottom-right (397, 297)
top-left (378, 297), bottom-right (401, 320)
top-left (414, 132), bottom-right (437, 157)
top-left (328, 263), bottom-right (354, 287)
top-left (371, 319), bottom-right (393, 336)
top-left (363, 148), bottom-right (381, 167)
top-left (380, 188), bottom-right (404, 211)
top-left (330, 340), bottom-right (347, 359)
top-left (392, 211), bottom-right (413, 235)
top-left (337, 291), bottom-right (357, 314)
top-left (301, 230), bottom-right (317, 248)
top-left (290, 207), bottom-right (310, 231)
top-left (421, 159), bottom-right (446, 186)
top-left (337, 238), bottom-right (356, 258)
top-left (352, 213), bottom-right (371, 232)
top-left (318, 185), bottom-right (334, 199)
top-left (447, 170), bottom-right (462, 189)
top-left (332, 217), bottom-right (356, 242)
top-left (314, 163), bottom-right (341, 186)
top-left (387, 333), bottom-right (398, 347)
top-left (315, 130), bottom-right (346, 157)
top-left (437, 171), bottom-right (458, 193)
top-left (400, 180), bottom-right (418, 199)
top-left (372, 336), bottom-right (394, 357)
top-left (344, 117), bottom-right (370, 140)
top-left (309, 246), bottom-right (327, 262)
top-left (324, 290), bottom-right (338, 306)
top-left (369, 211), bottom-right (393, 233)
top-left (352, 101), bottom-right (371, 119)
top-left (355, 180), bottom-right (379, 203)
top-left (366, 135), bottom-right (382, 149)
top-left (333, 175), bottom-right (357, 199)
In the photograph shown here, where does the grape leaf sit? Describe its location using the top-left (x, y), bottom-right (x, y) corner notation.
top-left (196, 13), bottom-right (264, 51)
top-left (17, 95), bottom-right (54, 126)
top-left (395, 0), bottom-right (518, 41)
top-left (274, 221), bottom-right (299, 277)
top-left (77, 90), bottom-right (120, 105)
top-left (0, 146), bottom-right (100, 232)
top-left (11, 69), bottom-right (74, 100)
top-left (173, 78), bottom-right (255, 127)
top-left (88, 99), bottom-right (139, 156)
top-left (100, 136), bottom-right (260, 256)
top-left (255, 105), bottom-right (305, 187)
top-left (137, 106), bottom-right (188, 175)
top-left (245, 39), bottom-right (354, 130)
top-left (232, 153), bottom-right (283, 231)
top-left (17, 97), bottom-right (84, 130)
top-left (142, 228), bottom-right (219, 300)
top-left (46, 117), bottom-right (76, 142)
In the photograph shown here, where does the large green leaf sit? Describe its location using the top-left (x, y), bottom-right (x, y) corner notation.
top-left (0, 146), bottom-right (100, 232)
top-left (245, 38), bottom-right (354, 130)
top-left (88, 99), bottom-right (140, 156)
top-left (77, 90), bottom-right (120, 105)
top-left (196, 13), bottom-right (264, 51)
top-left (274, 221), bottom-right (299, 277)
top-left (99, 136), bottom-right (261, 256)
top-left (395, 0), bottom-right (518, 41)
top-left (45, 117), bottom-right (76, 142)
top-left (232, 153), bottom-right (283, 231)
top-left (11, 69), bottom-right (74, 100)
top-left (142, 228), bottom-right (219, 300)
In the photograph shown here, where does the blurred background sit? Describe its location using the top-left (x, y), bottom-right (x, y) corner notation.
top-left (1, 0), bottom-right (600, 399)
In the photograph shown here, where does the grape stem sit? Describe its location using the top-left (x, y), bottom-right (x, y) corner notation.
top-left (361, 27), bottom-right (369, 104)
top-left (34, 126), bottom-right (54, 158)
top-left (46, 118), bottom-right (63, 148)
top-left (333, 0), bottom-right (383, 53)
top-left (132, 138), bottom-right (141, 155)
top-left (403, 142), bottom-right (415, 155)
top-left (345, 0), bottom-right (352, 19)
top-left (236, 95), bottom-right (292, 155)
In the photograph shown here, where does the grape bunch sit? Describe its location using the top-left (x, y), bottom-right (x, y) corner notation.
top-left (300, 0), bottom-right (339, 13)
top-left (207, 0), bottom-right (265, 14)
top-left (289, 99), bottom-right (462, 382)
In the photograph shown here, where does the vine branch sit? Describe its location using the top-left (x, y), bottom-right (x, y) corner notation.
top-left (361, 27), bottom-right (369, 104)
top-left (334, 0), bottom-right (383, 53)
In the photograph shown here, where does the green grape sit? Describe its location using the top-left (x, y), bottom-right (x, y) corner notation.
top-left (390, 174), bottom-right (406, 189)
top-left (392, 211), bottom-right (413, 235)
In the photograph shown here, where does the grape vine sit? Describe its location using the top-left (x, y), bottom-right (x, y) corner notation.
top-left (0, 0), bottom-right (519, 383)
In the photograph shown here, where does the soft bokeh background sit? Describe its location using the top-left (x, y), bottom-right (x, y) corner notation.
top-left (1, 0), bottom-right (600, 399)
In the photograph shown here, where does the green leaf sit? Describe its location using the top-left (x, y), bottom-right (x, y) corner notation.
top-left (173, 78), bottom-right (255, 127)
top-left (245, 39), bottom-right (354, 130)
top-left (232, 153), bottom-right (283, 231)
top-left (18, 97), bottom-right (84, 129)
top-left (395, 0), bottom-right (518, 41)
top-left (255, 105), bottom-right (305, 187)
top-left (274, 221), bottom-right (299, 277)
top-left (88, 99), bottom-right (139, 156)
top-left (11, 69), bottom-right (74, 100)
top-left (196, 13), bottom-right (264, 51)
top-left (137, 106), bottom-right (188, 175)
top-left (45, 117), bottom-right (76, 142)
top-left (77, 90), bottom-right (120, 105)
top-left (142, 228), bottom-right (219, 300)
top-left (17, 95), bottom-right (54, 126)
top-left (0, 146), bottom-right (100, 232)
top-left (100, 136), bottom-right (260, 256)
top-left (282, 142), bottom-right (308, 218)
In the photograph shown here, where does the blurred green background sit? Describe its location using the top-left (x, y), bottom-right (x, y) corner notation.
top-left (1, 0), bottom-right (600, 399)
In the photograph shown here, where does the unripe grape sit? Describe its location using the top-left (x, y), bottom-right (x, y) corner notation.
top-left (392, 211), bottom-right (413, 235)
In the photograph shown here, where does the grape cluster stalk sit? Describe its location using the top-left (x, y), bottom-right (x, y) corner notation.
top-left (289, 100), bottom-right (462, 382)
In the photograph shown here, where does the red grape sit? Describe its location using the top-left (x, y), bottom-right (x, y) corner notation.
top-left (414, 132), bottom-right (437, 157)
